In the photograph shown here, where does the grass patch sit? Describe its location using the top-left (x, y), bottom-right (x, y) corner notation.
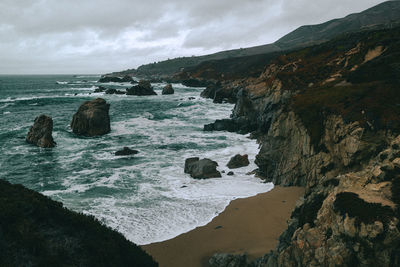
top-left (333, 192), bottom-right (394, 227)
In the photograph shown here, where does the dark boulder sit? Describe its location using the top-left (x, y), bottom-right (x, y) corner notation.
top-left (120, 75), bottom-right (134, 82)
top-left (105, 88), bottom-right (125, 95)
top-left (162, 84), bottom-right (174, 95)
top-left (94, 86), bottom-right (107, 93)
top-left (115, 147), bottom-right (139, 156)
top-left (227, 154), bottom-right (250, 169)
top-left (70, 98), bottom-right (111, 136)
top-left (126, 80), bottom-right (157, 96)
top-left (204, 119), bottom-right (236, 132)
top-left (184, 157), bottom-right (221, 179)
top-left (26, 115), bottom-right (56, 148)
top-left (227, 171), bottom-right (234, 176)
top-left (200, 84), bottom-right (219, 99)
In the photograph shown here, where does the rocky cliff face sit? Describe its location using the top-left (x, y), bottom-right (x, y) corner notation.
top-left (206, 27), bottom-right (400, 266)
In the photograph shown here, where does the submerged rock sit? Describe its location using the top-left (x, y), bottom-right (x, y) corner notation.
top-left (94, 86), bottom-right (107, 93)
top-left (184, 157), bottom-right (221, 179)
top-left (162, 84), bottom-right (174, 95)
top-left (227, 154), bottom-right (250, 169)
top-left (115, 147), bottom-right (139, 156)
top-left (70, 98), bottom-right (111, 136)
top-left (26, 114), bottom-right (56, 148)
top-left (126, 80), bottom-right (157, 96)
top-left (105, 88), bottom-right (125, 95)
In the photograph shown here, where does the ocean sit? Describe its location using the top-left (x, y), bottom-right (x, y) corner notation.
top-left (0, 75), bottom-right (272, 245)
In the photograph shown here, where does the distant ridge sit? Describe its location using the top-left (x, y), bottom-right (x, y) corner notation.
top-left (109, 0), bottom-right (400, 78)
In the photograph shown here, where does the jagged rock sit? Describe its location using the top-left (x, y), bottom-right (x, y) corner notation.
top-left (162, 84), bottom-right (174, 95)
top-left (184, 157), bottom-right (221, 179)
top-left (126, 80), bottom-right (157, 96)
top-left (204, 119), bottom-right (236, 132)
top-left (70, 98), bottom-right (111, 136)
top-left (209, 253), bottom-right (248, 267)
top-left (115, 147), bottom-right (139, 156)
top-left (94, 86), bottom-right (107, 92)
top-left (26, 115), bottom-right (56, 148)
top-left (105, 88), bottom-right (125, 95)
top-left (227, 154), bottom-right (250, 169)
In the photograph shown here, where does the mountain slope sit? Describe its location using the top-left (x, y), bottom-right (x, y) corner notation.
top-left (0, 179), bottom-right (158, 267)
top-left (109, 0), bottom-right (400, 78)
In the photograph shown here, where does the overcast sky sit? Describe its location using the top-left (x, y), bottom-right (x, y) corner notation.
top-left (0, 0), bottom-right (389, 74)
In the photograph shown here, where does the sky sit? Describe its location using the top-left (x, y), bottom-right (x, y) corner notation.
top-left (0, 0), bottom-right (389, 74)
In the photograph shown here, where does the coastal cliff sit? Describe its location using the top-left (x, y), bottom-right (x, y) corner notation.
top-left (200, 26), bottom-right (400, 266)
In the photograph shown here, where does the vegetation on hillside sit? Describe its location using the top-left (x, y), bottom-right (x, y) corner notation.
top-left (0, 179), bottom-right (158, 267)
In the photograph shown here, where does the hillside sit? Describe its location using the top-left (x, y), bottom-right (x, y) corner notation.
top-left (202, 25), bottom-right (400, 266)
top-left (0, 179), bottom-right (158, 267)
top-left (109, 0), bottom-right (400, 79)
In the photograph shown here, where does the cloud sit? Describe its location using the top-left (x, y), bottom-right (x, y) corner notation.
top-left (0, 0), bottom-right (389, 74)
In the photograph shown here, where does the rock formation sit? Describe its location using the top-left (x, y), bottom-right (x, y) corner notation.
top-left (115, 147), bottom-right (139, 156)
top-left (126, 80), bottom-right (157, 96)
top-left (184, 157), bottom-right (222, 179)
top-left (70, 98), bottom-right (111, 136)
top-left (202, 27), bottom-right (400, 266)
top-left (26, 115), bottom-right (56, 148)
top-left (227, 154), bottom-right (250, 169)
top-left (162, 84), bottom-right (174, 95)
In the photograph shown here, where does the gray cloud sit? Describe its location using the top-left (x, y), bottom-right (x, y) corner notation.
top-left (0, 0), bottom-right (388, 74)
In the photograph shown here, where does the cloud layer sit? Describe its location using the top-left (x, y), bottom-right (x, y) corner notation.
top-left (0, 0), bottom-right (388, 74)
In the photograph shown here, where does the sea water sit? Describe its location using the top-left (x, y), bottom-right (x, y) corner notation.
top-left (0, 75), bottom-right (273, 245)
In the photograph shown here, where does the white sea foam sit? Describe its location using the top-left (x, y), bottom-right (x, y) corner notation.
top-left (56, 81), bottom-right (69, 85)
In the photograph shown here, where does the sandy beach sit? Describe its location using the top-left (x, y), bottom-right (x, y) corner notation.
top-left (143, 186), bottom-right (304, 267)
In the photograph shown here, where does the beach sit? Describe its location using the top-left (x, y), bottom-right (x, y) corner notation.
top-left (143, 186), bottom-right (304, 267)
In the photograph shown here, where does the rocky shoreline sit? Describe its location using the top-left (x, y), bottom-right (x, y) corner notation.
top-left (170, 26), bottom-right (400, 266)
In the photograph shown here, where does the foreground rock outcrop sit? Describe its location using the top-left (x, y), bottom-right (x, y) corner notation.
top-left (26, 115), bottom-right (56, 148)
top-left (184, 157), bottom-right (222, 179)
top-left (70, 98), bottom-right (111, 136)
top-left (0, 179), bottom-right (158, 266)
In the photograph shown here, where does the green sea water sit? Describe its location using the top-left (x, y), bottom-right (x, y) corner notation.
top-left (0, 75), bottom-right (272, 244)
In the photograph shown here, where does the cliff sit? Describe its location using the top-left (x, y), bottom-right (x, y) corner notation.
top-left (205, 26), bottom-right (400, 266)
top-left (0, 179), bottom-right (158, 267)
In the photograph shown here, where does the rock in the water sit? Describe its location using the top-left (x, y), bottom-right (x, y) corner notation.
top-left (126, 80), bottom-right (157, 96)
top-left (162, 84), bottom-right (174, 95)
top-left (105, 88), bottom-right (125, 95)
top-left (227, 154), bottom-right (250, 169)
top-left (115, 147), bottom-right (139, 156)
top-left (26, 115), bottom-right (56, 148)
top-left (94, 86), bottom-right (107, 93)
top-left (227, 171), bottom-right (234, 176)
top-left (70, 98), bottom-right (111, 136)
top-left (184, 157), bottom-right (221, 179)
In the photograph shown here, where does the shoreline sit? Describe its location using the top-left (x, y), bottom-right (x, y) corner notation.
top-left (143, 185), bottom-right (304, 267)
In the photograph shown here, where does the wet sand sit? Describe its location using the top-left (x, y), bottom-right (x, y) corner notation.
top-left (143, 186), bottom-right (304, 267)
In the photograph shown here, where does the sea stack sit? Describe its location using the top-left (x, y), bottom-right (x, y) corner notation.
top-left (162, 84), bottom-right (174, 95)
top-left (70, 98), bottom-right (111, 136)
top-left (26, 114), bottom-right (56, 148)
top-left (126, 80), bottom-right (157, 96)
